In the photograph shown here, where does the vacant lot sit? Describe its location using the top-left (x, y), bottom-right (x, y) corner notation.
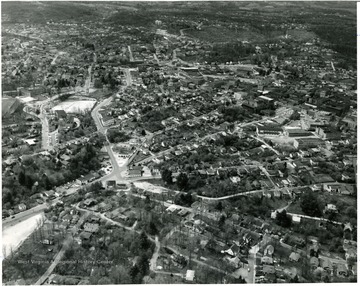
top-left (2, 213), bottom-right (44, 258)
top-left (52, 99), bottom-right (96, 114)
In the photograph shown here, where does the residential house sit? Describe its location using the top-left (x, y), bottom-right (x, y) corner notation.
top-left (224, 244), bottom-right (240, 257)
top-left (17, 203), bottom-right (27, 212)
top-left (324, 204), bottom-right (338, 214)
top-left (42, 238), bottom-right (54, 245)
top-left (337, 264), bottom-right (348, 277)
top-left (264, 245), bottom-right (274, 257)
top-left (289, 252), bottom-right (301, 262)
top-left (80, 231), bottom-right (92, 241)
top-left (83, 198), bottom-right (97, 208)
top-left (310, 257), bottom-right (319, 269)
top-left (261, 256), bottom-right (273, 265)
top-left (83, 223), bottom-right (100, 233)
top-left (185, 270), bottom-right (195, 283)
top-left (106, 180), bottom-right (116, 190)
top-left (43, 190), bottom-right (56, 199)
top-left (54, 109), bottom-right (67, 119)
top-left (263, 265), bottom-right (276, 275)
top-left (320, 257), bottom-right (332, 271)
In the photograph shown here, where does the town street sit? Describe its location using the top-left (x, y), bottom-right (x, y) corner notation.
top-left (2, 203), bottom-right (48, 229)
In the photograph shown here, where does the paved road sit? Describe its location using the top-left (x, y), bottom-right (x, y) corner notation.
top-left (259, 165), bottom-right (278, 190)
top-left (3, 204), bottom-right (48, 229)
top-left (251, 135), bottom-right (280, 155)
top-left (91, 97), bottom-right (126, 180)
top-left (128, 45), bottom-right (134, 62)
top-left (39, 104), bottom-right (50, 150)
top-left (287, 212), bottom-right (342, 225)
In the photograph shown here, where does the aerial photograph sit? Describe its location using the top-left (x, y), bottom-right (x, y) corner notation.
top-left (1, 1), bottom-right (357, 285)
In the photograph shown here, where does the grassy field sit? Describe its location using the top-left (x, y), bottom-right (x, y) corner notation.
top-left (287, 29), bottom-right (317, 42)
top-left (185, 26), bottom-right (265, 43)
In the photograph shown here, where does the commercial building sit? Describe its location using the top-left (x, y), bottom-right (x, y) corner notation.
top-left (293, 138), bottom-right (325, 149)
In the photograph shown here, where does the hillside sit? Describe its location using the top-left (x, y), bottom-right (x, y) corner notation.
top-left (2, 98), bottom-right (22, 118)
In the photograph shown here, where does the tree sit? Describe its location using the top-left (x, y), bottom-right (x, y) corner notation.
top-left (139, 231), bottom-right (150, 250)
top-left (215, 201), bottom-right (223, 212)
top-left (176, 173), bottom-right (189, 190)
top-left (110, 265), bottom-right (132, 284)
top-left (345, 206), bottom-right (357, 219)
top-left (218, 215), bottom-right (226, 229)
top-left (276, 210), bottom-right (292, 228)
top-left (18, 171), bottom-right (26, 185)
top-left (130, 264), bottom-right (140, 283)
top-left (161, 168), bottom-right (173, 185)
top-left (300, 192), bottom-right (322, 217)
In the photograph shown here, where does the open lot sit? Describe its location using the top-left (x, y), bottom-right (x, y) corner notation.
top-left (134, 181), bottom-right (169, 194)
top-left (2, 213), bottom-right (44, 258)
top-left (52, 99), bottom-right (96, 114)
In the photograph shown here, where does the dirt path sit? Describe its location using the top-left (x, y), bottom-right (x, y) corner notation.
top-left (149, 236), bottom-right (160, 272)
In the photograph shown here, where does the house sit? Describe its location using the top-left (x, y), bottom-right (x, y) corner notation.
top-left (83, 223), bottom-right (99, 233)
top-left (106, 180), bottom-right (116, 190)
top-left (230, 176), bottom-right (241, 184)
top-left (323, 183), bottom-right (341, 193)
top-left (42, 238), bottom-right (54, 245)
top-left (178, 209), bottom-right (189, 217)
top-left (98, 202), bottom-right (112, 212)
top-left (337, 263), bottom-right (348, 277)
top-left (261, 256), bottom-right (273, 265)
top-left (292, 216), bottom-right (301, 224)
top-left (263, 265), bottom-right (276, 274)
top-left (324, 204), bottom-right (338, 213)
top-left (54, 109), bottom-right (67, 119)
top-left (226, 256), bottom-right (241, 268)
top-left (60, 154), bottom-right (71, 161)
top-left (83, 198), bottom-right (97, 207)
top-left (310, 257), bottom-right (319, 269)
top-left (264, 245), bottom-right (274, 257)
top-left (117, 183), bottom-right (127, 190)
top-left (309, 244), bottom-right (320, 256)
top-left (340, 184), bottom-right (354, 195)
top-left (289, 252), bottom-right (301, 262)
top-left (80, 231), bottom-right (92, 241)
top-left (224, 244), bottom-right (240, 257)
top-left (185, 270), bottom-right (195, 283)
top-left (76, 173), bottom-right (97, 185)
top-left (17, 203), bottom-right (27, 212)
top-left (43, 190), bottom-right (56, 199)
top-left (320, 257), bottom-right (331, 270)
